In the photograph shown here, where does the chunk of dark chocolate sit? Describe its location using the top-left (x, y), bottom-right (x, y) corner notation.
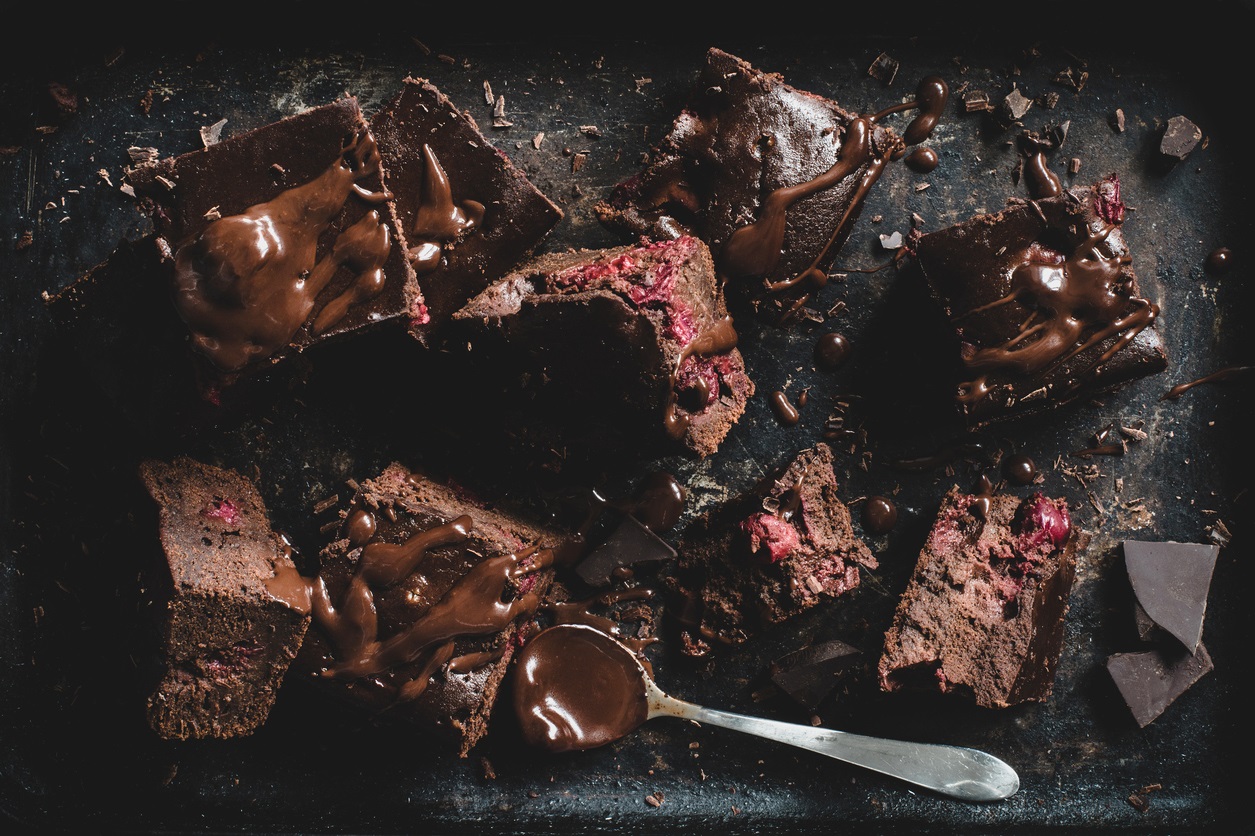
top-left (769, 639), bottom-right (861, 711)
top-left (575, 514), bottom-right (677, 588)
top-left (1123, 540), bottom-right (1219, 653)
top-left (1106, 643), bottom-right (1213, 728)
top-left (1159, 115), bottom-right (1202, 161)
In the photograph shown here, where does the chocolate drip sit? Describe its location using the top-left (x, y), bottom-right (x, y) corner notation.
top-left (770, 391), bottom-right (801, 426)
top-left (718, 76), bottom-right (948, 311)
top-left (905, 147), bottom-right (939, 174)
top-left (1022, 149), bottom-right (1063, 199)
top-left (969, 474), bottom-right (998, 521)
top-left (344, 508), bottom-right (377, 547)
top-left (446, 645), bottom-right (507, 676)
top-left (512, 624), bottom-right (650, 753)
top-left (1161, 365), bottom-right (1253, 400)
top-left (862, 496), bottom-right (898, 534)
top-left (406, 143), bottom-right (485, 275)
top-left (955, 212), bottom-right (1159, 404)
top-left (265, 560), bottom-right (313, 615)
top-left (311, 211), bottom-right (393, 334)
top-left (1205, 247), bottom-right (1233, 276)
top-left (171, 129), bottom-right (394, 373)
top-left (1003, 454), bottom-right (1037, 486)
top-left (664, 314), bottom-right (739, 440)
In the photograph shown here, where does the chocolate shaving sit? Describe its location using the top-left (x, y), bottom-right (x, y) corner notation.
top-left (1110, 108), bottom-right (1126, 133)
top-left (199, 118), bottom-right (227, 148)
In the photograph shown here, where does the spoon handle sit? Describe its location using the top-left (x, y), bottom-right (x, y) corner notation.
top-left (652, 695), bottom-right (1019, 802)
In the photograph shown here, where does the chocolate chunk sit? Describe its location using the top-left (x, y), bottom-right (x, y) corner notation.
top-left (575, 514), bottom-right (677, 588)
top-left (998, 87), bottom-right (1033, 125)
top-left (769, 639), bottom-right (861, 710)
top-left (1160, 115), bottom-right (1202, 161)
top-left (962, 90), bottom-right (991, 113)
top-left (1123, 540), bottom-right (1219, 653)
top-left (1106, 643), bottom-right (1213, 728)
top-left (868, 52), bottom-right (899, 85)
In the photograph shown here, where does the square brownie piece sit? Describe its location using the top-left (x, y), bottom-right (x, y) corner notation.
top-left (912, 174), bottom-right (1167, 428)
top-left (370, 76), bottom-right (563, 344)
top-left (662, 443), bottom-right (876, 658)
top-left (127, 96), bottom-right (418, 391)
top-left (138, 457), bottom-right (311, 740)
top-left (596, 48), bottom-right (946, 323)
top-left (292, 463), bottom-right (565, 756)
top-left (878, 486), bottom-right (1086, 709)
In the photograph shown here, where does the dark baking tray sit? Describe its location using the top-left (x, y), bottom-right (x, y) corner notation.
top-left (3, 10), bottom-right (1252, 835)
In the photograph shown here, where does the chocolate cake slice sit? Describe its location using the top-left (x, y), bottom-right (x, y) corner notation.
top-left (596, 47), bottom-right (947, 323)
top-left (292, 463), bottom-right (564, 756)
top-left (452, 235), bottom-right (754, 460)
top-left (912, 174), bottom-right (1167, 428)
top-left (369, 76), bottom-right (563, 344)
top-left (878, 486), bottom-right (1085, 709)
top-left (663, 443), bottom-right (876, 657)
top-left (138, 457), bottom-right (311, 740)
top-left (127, 96), bottom-right (418, 394)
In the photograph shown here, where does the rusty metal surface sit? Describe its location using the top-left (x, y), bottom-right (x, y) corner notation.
top-left (2, 12), bottom-right (1251, 834)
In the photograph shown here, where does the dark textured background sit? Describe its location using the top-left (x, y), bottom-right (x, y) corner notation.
top-left (3, 7), bottom-right (1253, 834)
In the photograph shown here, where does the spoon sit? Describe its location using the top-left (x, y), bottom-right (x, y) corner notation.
top-left (513, 624), bottom-right (1019, 803)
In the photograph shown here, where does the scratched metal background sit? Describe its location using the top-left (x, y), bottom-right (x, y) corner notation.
top-left (2, 8), bottom-right (1252, 834)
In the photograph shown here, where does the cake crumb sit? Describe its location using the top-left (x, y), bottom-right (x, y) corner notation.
top-left (1110, 108), bottom-right (1126, 133)
top-left (644, 792), bottom-right (663, 808)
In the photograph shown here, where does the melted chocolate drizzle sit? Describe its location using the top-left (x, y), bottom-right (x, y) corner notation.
top-left (406, 144), bottom-right (485, 274)
top-left (955, 200), bottom-right (1159, 405)
top-left (1161, 365), bottom-right (1253, 400)
top-left (302, 507), bottom-right (554, 698)
top-left (171, 129), bottom-right (394, 373)
top-left (770, 390), bottom-right (801, 426)
top-left (717, 76), bottom-right (948, 314)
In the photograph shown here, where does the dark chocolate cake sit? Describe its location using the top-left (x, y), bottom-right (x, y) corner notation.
top-left (452, 235), bottom-right (754, 460)
top-left (663, 443), bottom-right (876, 657)
top-left (292, 463), bottom-right (564, 756)
top-left (138, 457), bottom-right (311, 740)
top-left (370, 76), bottom-right (563, 343)
top-left (596, 47), bottom-right (947, 323)
top-left (912, 173), bottom-right (1167, 428)
top-left (127, 96), bottom-right (418, 394)
top-left (878, 486), bottom-right (1085, 709)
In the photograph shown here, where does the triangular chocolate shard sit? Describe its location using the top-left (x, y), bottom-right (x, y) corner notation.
top-left (769, 639), bottom-right (861, 711)
top-left (575, 514), bottom-right (677, 588)
top-left (1123, 540), bottom-right (1219, 653)
top-left (1106, 643), bottom-right (1213, 728)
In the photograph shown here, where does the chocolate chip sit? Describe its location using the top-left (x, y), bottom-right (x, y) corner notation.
top-left (1160, 115), bottom-right (1202, 160)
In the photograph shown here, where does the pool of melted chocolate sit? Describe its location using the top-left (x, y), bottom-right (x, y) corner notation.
top-left (2, 15), bottom-right (1249, 835)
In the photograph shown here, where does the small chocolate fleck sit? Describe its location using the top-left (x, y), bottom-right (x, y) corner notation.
top-left (1110, 108), bottom-right (1126, 133)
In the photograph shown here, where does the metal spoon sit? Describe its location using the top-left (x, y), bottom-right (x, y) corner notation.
top-left (513, 624), bottom-right (1020, 803)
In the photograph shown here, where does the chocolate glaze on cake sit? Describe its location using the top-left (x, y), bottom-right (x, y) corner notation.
top-left (878, 486), bottom-right (1085, 709)
top-left (912, 173), bottom-right (1166, 428)
top-left (292, 463), bottom-right (563, 755)
top-left (596, 48), bottom-right (947, 323)
top-left (453, 235), bottom-right (754, 460)
top-left (127, 96), bottom-right (418, 392)
top-left (138, 457), bottom-right (311, 740)
top-left (370, 77), bottom-right (563, 343)
top-left (664, 443), bottom-right (875, 657)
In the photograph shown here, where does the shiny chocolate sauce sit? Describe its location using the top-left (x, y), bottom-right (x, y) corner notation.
top-left (1003, 454), bottom-right (1038, 486)
top-left (862, 496), bottom-right (898, 535)
top-left (904, 146), bottom-right (940, 174)
top-left (968, 474), bottom-right (998, 521)
top-left (1161, 365), bottom-right (1253, 400)
top-left (664, 314), bottom-right (739, 440)
top-left (954, 181), bottom-right (1159, 405)
top-left (718, 76), bottom-right (948, 313)
top-left (626, 472), bottom-right (687, 533)
top-left (770, 390), bottom-right (801, 426)
top-left (547, 587), bottom-right (658, 658)
top-left (172, 129), bottom-right (394, 373)
top-left (512, 624), bottom-right (649, 753)
top-left (303, 510), bottom-right (554, 697)
top-left (1205, 247), bottom-right (1233, 276)
top-left (406, 143), bottom-right (485, 275)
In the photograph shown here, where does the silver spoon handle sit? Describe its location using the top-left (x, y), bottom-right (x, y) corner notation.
top-left (650, 693), bottom-right (1019, 802)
